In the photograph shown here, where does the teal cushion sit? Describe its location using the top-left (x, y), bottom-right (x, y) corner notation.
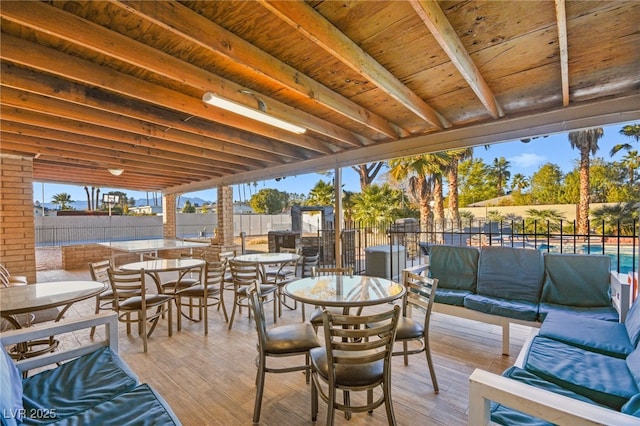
top-left (428, 245), bottom-right (479, 292)
top-left (477, 246), bottom-right (544, 303)
top-left (524, 337), bottom-right (638, 410)
top-left (464, 294), bottom-right (539, 321)
top-left (538, 303), bottom-right (619, 322)
top-left (434, 288), bottom-right (471, 306)
top-left (539, 312), bottom-right (633, 358)
top-left (490, 366), bottom-right (606, 426)
top-left (0, 347), bottom-right (22, 426)
top-left (541, 253), bottom-right (611, 307)
top-left (51, 384), bottom-right (180, 426)
top-left (22, 347), bottom-right (138, 424)
top-left (622, 393), bottom-right (640, 417)
top-left (624, 300), bottom-right (640, 346)
top-left (627, 347), bottom-right (640, 388)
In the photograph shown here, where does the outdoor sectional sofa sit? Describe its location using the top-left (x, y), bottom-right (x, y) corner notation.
top-left (0, 313), bottom-right (180, 426)
top-left (423, 244), bottom-right (630, 355)
top-left (468, 299), bottom-right (640, 424)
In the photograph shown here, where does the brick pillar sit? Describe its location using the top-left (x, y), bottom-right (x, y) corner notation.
top-left (216, 185), bottom-right (234, 247)
top-left (0, 154), bottom-right (37, 283)
top-left (162, 193), bottom-right (176, 239)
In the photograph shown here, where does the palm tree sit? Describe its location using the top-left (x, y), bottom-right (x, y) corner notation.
top-left (84, 186), bottom-right (91, 211)
top-left (388, 155), bottom-right (441, 233)
top-left (491, 157), bottom-right (511, 194)
top-left (51, 192), bottom-right (73, 210)
top-left (351, 184), bottom-right (401, 225)
top-left (511, 173), bottom-right (530, 191)
top-left (569, 128), bottom-right (603, 235)
top-left (609, 123), bottom-right (640, 155)
top-left (445, 148), bottom-right (473, 228)
top-left (590, 202), bottom-right (638, 235)
top-left (621, 150), bottom-right (640, 186)
top-left (305, 180), bottom-right (334, 206)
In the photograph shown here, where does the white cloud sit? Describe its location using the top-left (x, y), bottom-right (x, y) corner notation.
top-left (508, 153), bottom-right (545, 169)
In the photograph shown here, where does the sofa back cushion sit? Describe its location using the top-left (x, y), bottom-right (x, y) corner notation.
top-left (625, 300), bottom-right (640, 347)
top-left (0, 347), bottom-right (23, 426)
top-left (541, 253), bottom-right (611, 307)
top-left (476, 246), bottom-right (544, 303)
top-left (628, 346), bottom-right (640, 390)
top-left (428, 245), bottom-right (479, 292)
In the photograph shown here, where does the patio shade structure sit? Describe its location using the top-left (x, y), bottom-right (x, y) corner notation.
top-left (0, 0), bottom-right (639, 194)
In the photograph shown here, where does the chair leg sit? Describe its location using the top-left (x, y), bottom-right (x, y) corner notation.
top-left (90, 295), bottom-right (100, 338)
top-left (383, 381), bottom-right (397, 426)
top-left (311, 375), bottom-right (318, 422)
top-left (176, 297), bottom-right (182, 331)
top-left (403, 341), bottom-right (409, 365)
top-left (228, 292), bottom-right (239, 330)
top-left (425, 342), bottom-right (439, 393)
top-left (253, 355), bottom-right (266, 424)
top-left (141, 311), bottom-right (148, 353)
top-left (203, 299), bottom-right (208, 335)
top-left (168, 302), bottom-right (172, 337)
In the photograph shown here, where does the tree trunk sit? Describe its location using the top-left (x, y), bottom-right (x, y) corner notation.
top-left (448, 168), bottom-right (460, 228)
top-left (433, 177), bottom-right (445, 230)
top-left (578, 147), bottom-right (590, 235)
top-left (84, 186), bottom-right (91, 211)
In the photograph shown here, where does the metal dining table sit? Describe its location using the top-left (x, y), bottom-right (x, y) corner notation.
top-left (119, 258), bottom-right (206, 292)
top-left (234, 252), bottom-right (300, 283)
top-left (0, 280), bottom-right (107, 359)
top-left (283, 274), bottom-right (405, 314)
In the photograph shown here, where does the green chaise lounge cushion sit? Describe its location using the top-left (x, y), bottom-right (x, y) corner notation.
top-left (429, 245), bottom-right (479, 306)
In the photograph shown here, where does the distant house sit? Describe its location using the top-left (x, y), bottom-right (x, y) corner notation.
top-left (130, 205), bottom-right (163, 215)
top-left (233, 202), bottom-right (254, 214)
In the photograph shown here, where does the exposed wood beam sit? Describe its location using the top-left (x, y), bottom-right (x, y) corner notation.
top-left (409, 0), bottom-right (504, 119)
top-left (168, 94), bottom-right (640, 194)
top-left (555, 0), bottom-right (570, 107)
top-left (0, 63), bottom-right (305, 162)
top-left (259, 0), bottom-right (450, 130)
top-left (0, 84), bottom-right (282, 167)
top-left (0, 0), bottom-right (371, 148)
top-left (115, 0), bottom-right (394, 141)
top-left (0, 34), bottom-right (335, 156)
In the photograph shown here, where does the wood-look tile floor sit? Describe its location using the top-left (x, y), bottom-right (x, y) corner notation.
top-left (34, 268), bottom-right (530, 426)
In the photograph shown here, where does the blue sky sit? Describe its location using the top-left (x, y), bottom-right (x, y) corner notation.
top-left (34, 121), bottom-right (635, 205)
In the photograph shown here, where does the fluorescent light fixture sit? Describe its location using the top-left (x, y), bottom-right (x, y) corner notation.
top-left (202, 92), bottom-right (306, 134)
top-left (108, 168), bottom-right (124, 176)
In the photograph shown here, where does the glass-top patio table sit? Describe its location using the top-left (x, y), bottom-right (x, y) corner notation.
top-left (99, 238), bottom-right (210, 262)
top-left (283, 274), bottom-right (405, 314)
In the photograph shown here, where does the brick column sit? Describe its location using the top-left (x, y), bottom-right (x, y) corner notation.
top-left (216, 185), bottom-right (234, 247)
top-left (162, 193), bottom-right (176, 239)
top-left (0, 154), bottom-right (36, 283)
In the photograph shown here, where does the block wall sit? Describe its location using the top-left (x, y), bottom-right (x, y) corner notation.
top-left (0, 154), bottom-right (36, 283)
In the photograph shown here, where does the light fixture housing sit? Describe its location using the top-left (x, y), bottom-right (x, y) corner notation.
top-left (202, 92), bottom-right (306, 134)
top-left (108, 168), bottom-right (124, 176)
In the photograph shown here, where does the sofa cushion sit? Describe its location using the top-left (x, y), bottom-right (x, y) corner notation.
top-left (51, 384), bottom-right (180, 426)
top-left (477, 246), bottom-right (544, 303)
top-left (433, 288), bottom-right (471, 306)
top-left (538, 303), bottom-right (619, 322)
top-left (490, 366), bottom-right (606, 426)
top-left (539, 312), bottom-right (634, 358)
top-left (628, 347), bottom-right (640, 389)
top-left (22, 347), bottom-right (139, 424)
top-left (428, 245), bottom-right (479, 292)
top-left (524, 337), bottom-right (638, 410)
top-left (0, 347), bottom-right (23, 426)
top-left (624, 300), bottom-right (640, 347)
top-left (622, 393), bottom-right (640, 417)
top-left (464, 294), bottom-right (539, 321)
top-left (541, 253), bottom-right (611, 307)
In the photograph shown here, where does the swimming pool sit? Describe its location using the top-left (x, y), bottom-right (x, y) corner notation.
top-left (537, 244), bottom-right (638, 274)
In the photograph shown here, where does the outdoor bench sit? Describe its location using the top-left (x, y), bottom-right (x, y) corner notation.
top-left (0, 312), bottom-right (180, 426)
top-left (410, 244), bottom-right (631, 355)
top-left (467, 299), bottom-right (640, 425)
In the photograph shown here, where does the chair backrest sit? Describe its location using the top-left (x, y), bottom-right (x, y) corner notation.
top-left (320, 305), bottom-right (400, 382)
top-left (311, 266), bottom-right (353, 277)
top-left (204, 260), bottom-right (226, 292)
top-left (403, 271), bottom-right (439, 326)
top-left (107, 268), bottom-right (146, 303)
top-left (300, 254), bottom-right (319, 278)
top-left (218, 250), bottom-right (236, 262)
top-left (247, 282), bottom-right (268, 348)
top-left (229, 259), bottom-right (261, 286)
top-left (89, 259), bottom-right (113, 285)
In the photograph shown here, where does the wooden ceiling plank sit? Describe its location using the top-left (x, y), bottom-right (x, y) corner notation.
top-left (0, 63), bottom-right (306, 162)
top-left (555, 0), bottom-right (570, 107)
top-left (259, 0), bottom-right (450, 130)
top-left (117, 0), bottom-right (391, 142)
top-left (1, 0), bottom-right (366, 149)
top-left (0, 109), bottom-right (253, 173)
top-left (0, 81), bottom-right (283, 167)
top-left (0, 34), bottom-right (333, 156)
top-left (409, 0), bottom-right (504, 119)
top-left (0, 133), bottom-right (233, 177)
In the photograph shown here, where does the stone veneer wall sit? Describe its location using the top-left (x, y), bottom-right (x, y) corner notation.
top-left (0, 154), bottom-right (37, 283)
top-left (163, 194), bottom-right (176, 238)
